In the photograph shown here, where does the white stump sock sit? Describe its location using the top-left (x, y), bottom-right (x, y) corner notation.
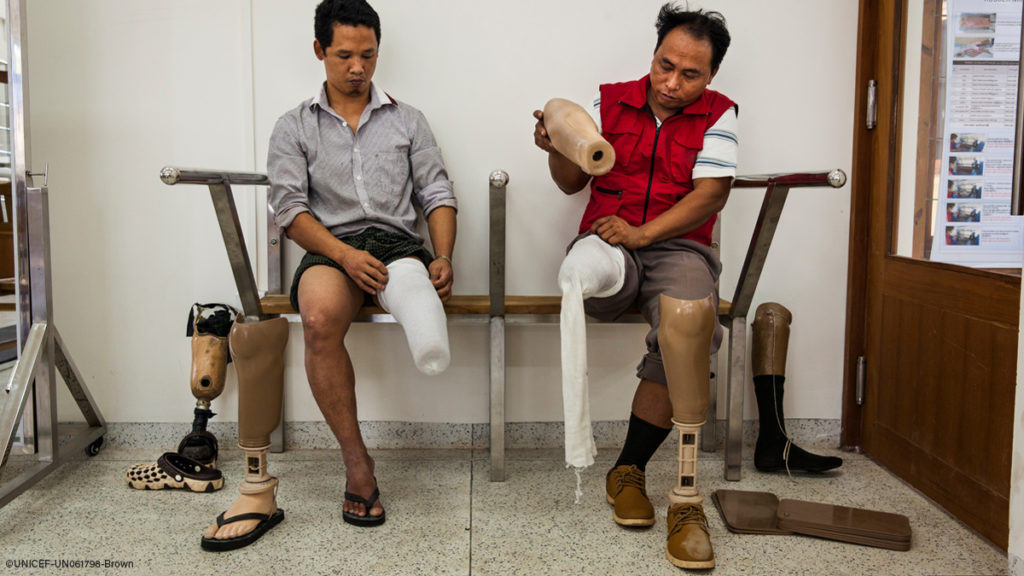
top-left (377, 258), bottom-right (450, 375)
top-left (556, 236), bottom-right (625, 470)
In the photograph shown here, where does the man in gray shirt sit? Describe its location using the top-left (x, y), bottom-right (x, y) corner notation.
top-left (202, 0), bottom-right (456, 549)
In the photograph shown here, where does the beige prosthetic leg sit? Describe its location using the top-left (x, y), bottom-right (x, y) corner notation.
top-left (543, 98), bottom-right (615, 176)
top-left (658, 293), bottom-right (715, 569)
top-left (201, 315), bottom-right (289, 552)
top-left (752, 303), bottom-right (842, 473)
top-left (181, 315), bottom-right (230, 466)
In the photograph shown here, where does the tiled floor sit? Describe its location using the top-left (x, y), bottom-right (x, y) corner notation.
top-left (0, 439), bottom-right (1009, 575)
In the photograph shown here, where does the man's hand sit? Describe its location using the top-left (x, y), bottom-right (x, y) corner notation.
top-left (429, 257), bottom-right (454, 302)
top-left (338, 249), bottom-right (389, 295)
top-left (533, 110), bottom-right (557, 153)
top-left (590, 215), bottom-right (650, 250)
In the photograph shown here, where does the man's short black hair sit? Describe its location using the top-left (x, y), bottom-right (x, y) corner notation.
top-left (654, 3), bottom-right (731, 72)
top-left (315, 0), bottom-right (381, 49)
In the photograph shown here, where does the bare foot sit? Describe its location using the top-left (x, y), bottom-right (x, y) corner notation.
top-left (342, 459), bottom-right (384, 519)
top-left (203, 490), bottom-right (277, 541)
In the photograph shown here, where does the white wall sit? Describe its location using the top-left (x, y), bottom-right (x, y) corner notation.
top-left (25, 0), bottom-right (857, 424)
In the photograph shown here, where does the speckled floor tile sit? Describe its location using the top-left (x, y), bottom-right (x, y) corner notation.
top-left (0, 450), bottom-right (470, 576)
top-left (470, 452), bottom-right (1008, 576)
top-left (0, 443), bottom-right (1009, 576)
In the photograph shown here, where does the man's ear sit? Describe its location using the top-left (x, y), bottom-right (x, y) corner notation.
top-left (314, 39), bottom-right (325, 61)
top-left (709, 66), bottom-right (719, 83)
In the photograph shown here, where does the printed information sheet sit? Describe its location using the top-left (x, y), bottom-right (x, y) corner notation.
top-left (931, 0), bottom-right (1024, 267)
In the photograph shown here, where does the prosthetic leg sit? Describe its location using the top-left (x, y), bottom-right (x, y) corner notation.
top-left (543, 98), bottom-right (615, 176)
top-left (376, 257), bottom-right (450, 375)
top-left (180, 303), bottom-right (237, 466)
top-left (125, 304), bottom-right (235, 491)
top-left (557, 235), bottom-right (625, 472)
top-left (201, 315), bottom-right (288, 552)
top-left (658, 293), bottom-right (716, 570)
top-left (752, 303), bottom-right (842, 473)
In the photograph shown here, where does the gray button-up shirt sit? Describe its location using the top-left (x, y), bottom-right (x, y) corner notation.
top-left (268, 83), bottom-right (456, 243)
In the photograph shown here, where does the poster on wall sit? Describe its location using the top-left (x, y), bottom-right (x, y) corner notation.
top-left (931, 0), bottom-right (1024, 268)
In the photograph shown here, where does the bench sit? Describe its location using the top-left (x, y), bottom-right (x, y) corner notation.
top-left (161, 166), bottom-right (846, 482)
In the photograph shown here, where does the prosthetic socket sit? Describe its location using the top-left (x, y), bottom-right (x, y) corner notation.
top-left (376, 257), bottom-right (450, 375)
top-left (543, 98), bottom-right (615, 176)
top-left (658, 293), bottom-right (715, 505)
top-left (557, 236), bottom-right (625, 469)
top-left (230, 315), bottom-right (289, 496)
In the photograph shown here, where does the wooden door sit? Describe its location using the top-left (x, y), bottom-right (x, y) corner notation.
top-left (843, 0), bottom-right (1019, 549)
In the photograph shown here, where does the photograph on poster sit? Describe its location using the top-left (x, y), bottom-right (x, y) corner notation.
top-left (950, 132), bottom-right (986, 152)
top-left (959, 12), bottom-right (996, 33)
top-left (949, 155), bottom-right (984, 175)
top-left (954, 36), bottom-right (995, 58)
top-left (947, 203), bottom-right (982, 222)
top-left (946, 226), bottom-right (981, 246)
top-left (948, 180), bottom-right (983, 198)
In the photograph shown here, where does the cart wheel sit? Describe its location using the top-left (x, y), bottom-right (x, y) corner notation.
top-left (85, 437), bottom-right (104, 457)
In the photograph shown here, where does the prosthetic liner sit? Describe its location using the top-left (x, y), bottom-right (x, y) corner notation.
top-left (658, 293), bottom-right (716, 569)
top-left (230, 315), bottom-right (289, 499)
top-left (557, 235), bottom-right (625, 470)
top-left (752, 302), bottom-right (842, 473)
top-left (543, 98), bottom-right (615, 176)
top-left (376, 257), bottom-right (450, 375)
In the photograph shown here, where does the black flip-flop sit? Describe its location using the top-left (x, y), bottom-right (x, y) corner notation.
top-left (343, 486), bottom-right (386, 527)
top-left (200, 508), bottom-right (285, 552)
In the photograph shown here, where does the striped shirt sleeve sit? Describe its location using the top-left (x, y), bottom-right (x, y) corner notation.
top-left (693, 107), bottom-right (738, 179)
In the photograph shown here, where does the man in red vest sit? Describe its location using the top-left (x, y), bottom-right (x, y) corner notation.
top-left (534, 3), bottom-right (736, 569)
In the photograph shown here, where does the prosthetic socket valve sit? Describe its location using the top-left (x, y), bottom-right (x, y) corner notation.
top-left (543, 98), bottom-right (615, 176)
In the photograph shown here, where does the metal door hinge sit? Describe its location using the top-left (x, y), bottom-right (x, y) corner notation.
top-left (868, 79), bottom-right (876, 130)
top-left (855, 356), bottom-right (866, 405)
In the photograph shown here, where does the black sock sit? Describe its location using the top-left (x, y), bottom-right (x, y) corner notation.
top-left (614, 412), bottom-right (672, 471)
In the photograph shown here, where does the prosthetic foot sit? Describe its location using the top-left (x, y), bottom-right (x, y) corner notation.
top-left (201, 315), bottom-right (288, 552)
top-left (752, 303), bottom-right (842, 474)
top-left (658, 293), bottom-right (716, 570)
top-left (557, 236), bottom-right (625, 470)
top-left (376, 257), bottom-right (450, 375)
top-left (543, 98), bottom-right (615, 176)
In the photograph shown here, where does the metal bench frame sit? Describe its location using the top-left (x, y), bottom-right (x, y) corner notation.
top-left (161, 166), bottom-right (845, 482)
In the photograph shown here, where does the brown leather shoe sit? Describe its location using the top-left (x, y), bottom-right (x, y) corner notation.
top-left (666, 502), bottom-right (715, 569)
top-left (605, 465), bottom-right (655, 527)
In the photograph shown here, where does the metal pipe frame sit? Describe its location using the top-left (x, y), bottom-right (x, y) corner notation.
top-left (488, 170), bottom-right (508, 481)
top-left (173, 164), bottom-right (844, 483)
top-left (161, 167), bottom-right (284, 450)
top-left (718, 168), bottom-right (846, 480)
top-left (0, 185), bottom-right (107, 508)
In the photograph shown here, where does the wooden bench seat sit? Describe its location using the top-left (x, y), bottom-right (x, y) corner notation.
top-left (259, 293), bottom-right (733, 321)
top-left (162, 165), bottom-right (845, 482)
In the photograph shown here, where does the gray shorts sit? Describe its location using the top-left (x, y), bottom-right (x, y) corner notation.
top-left (571, 234), bottom-right (722, 385)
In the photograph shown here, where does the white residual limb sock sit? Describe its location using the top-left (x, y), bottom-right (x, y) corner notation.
top-left (557, 236), bottom-right (626, 470)
top-left (376, 258), bottom-right (450, 375)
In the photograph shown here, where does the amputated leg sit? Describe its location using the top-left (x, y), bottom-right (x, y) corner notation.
top-left (201, 315), bottom-right (289, 551)
top-left (376, 257), bottom-right (450, 375)
top-left (658, 293), bottom-right (716, 569)
top-left (752, 302), bottom-right (842, 473)
top-left (557, 235), bottom-right (625, 471)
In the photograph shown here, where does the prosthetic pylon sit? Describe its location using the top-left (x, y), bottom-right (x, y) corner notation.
top-left (658, 293), bottom-right (715, 570)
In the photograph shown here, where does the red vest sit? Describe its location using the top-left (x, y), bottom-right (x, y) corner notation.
top-left (581, 76), bottom-right (736, 246)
